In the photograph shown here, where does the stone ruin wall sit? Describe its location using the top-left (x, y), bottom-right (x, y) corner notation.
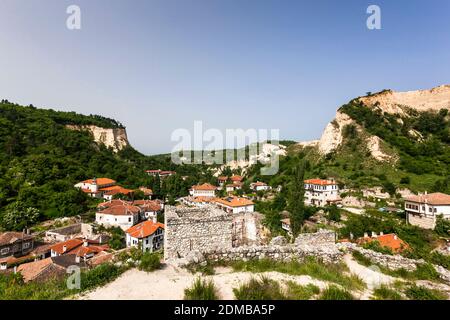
top-left (164, 206), bottom-right (234, 260)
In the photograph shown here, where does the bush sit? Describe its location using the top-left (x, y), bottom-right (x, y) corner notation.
top-left (80, 263), bottom-right (123, 291)
top-left (405, 284), bottom-right (447, 300)
top-left (184, 277), bottom-right (219, 300)
top-left (138, 252), bottom-right (161, 272)
top-left (372, 285), bottom-right (403, 300)
top-left (319, 285), bottom-right (354, 300)
top-left (233, 276), bottom-right (285, 300)
top-left (285, 282), bottom-right (320, 300)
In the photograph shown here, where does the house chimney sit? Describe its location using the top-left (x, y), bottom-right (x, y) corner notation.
top-left (350, 233), bottom-right (354, 240)
top-left (371, 231), bottom-right (377, 238)
top-left (394, 234), bottom-right (397, 240)
top-left (13, 266), bottom-right (17, 274)
top-left (380, 231), bottom-right (384, 236)
top-left (363, 232), bottom-right (368, 238)
top-left (152, 216), bottom-right (157, 223)
top-left (83, 240), bottom-right (89, 247)
top-left (62, 245), bottom-right (67, 253)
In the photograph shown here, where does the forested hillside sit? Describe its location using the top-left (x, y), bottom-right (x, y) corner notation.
top-left (0, 101), bottom-right (204, 229)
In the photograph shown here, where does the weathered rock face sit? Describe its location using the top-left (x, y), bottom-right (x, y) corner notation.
top-left (317, 111), bottom-right (354, 155)
top-left (315, 84), bottom-right (450, 158)
top-left (358, 84), bottom-right (450, 115)
top-left (65, 125), bottom-right (129, 152)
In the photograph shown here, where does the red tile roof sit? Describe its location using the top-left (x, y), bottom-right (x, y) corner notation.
top-left (98, 204), bottom-right (141, 216)
top-left (357, 233), bottom-right (409, 253)
top-left (97, 199), bottom-right (131, 209)
top-left (214, 196), bottom-right (254, 208)
top-left (133, 200), bottom-right (161, 211)
top-left (0, 232), bottom-right (33, 246)
top-left (81, 178), bottom-right (116, 186)
top-left (405, 192), bottom-right (450, 205)
top-left (218, 176), bottom-right (228, 181)
top-left (191, 183), bottom-right (217, 191)
top-left (50, 239), bottom-right (84, 255)
top-left (126, 220), bottom-right (165, 239)
top-left (231, 175), bottom-right (243, 182)
top-left (304, 178), bottom-right (337, 186)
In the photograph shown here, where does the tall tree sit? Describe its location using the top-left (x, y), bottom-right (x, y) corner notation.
top-left (288, 161), bottom-right (306, 237)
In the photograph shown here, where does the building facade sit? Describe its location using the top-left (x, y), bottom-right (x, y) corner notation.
top-left (405, 192), bottom-right (450, 229)
top-left (304, 178), bottom-right (340, 207)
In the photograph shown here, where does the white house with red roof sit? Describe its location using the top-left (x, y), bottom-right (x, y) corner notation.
top-left (95, 203), bottom-right (141, 230)
top-left (74, 177), bottom-right (133, 200)
top-left (125, 220), bottom-right (165, 252)
top-left (304, 178), bottom-right (340, 207)
top-left (250, 181), bottom-right (271, 192)
top-left (214, 196), bottom-right (254, 214)
top-left (405, 192), bottom-right (450, 229)
top-left (189, 183), bottom-right (217, 197)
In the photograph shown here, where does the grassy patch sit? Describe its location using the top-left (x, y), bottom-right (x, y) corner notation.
top-left (138, 252), bottom-right (162, 272)
top-left (404, 284), bottom-right (447, 300)
top-left (233, 276), bottom-right (285, 300)
top-left (0, 263), bottom-right (127, 300)
top-left (284, 281), bottom-right (320, 300)
top-left (352, 251), bottom-right (441, 282)
top-left (184, 277), bottom-right (219, 300)
top-left (319, 285), bottom-right (354, 300)
top-left (372, 285), bottom-right (403, 300)
top-left (226, 258), bottom-right (365, 291)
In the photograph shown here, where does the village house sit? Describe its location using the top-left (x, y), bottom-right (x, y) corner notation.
top-left (132, 199), bottom-right (163, 221)
top-left (182, 196), bottom-right (216, 207)
top-left (50, 238), bottom-right (109, 262)
top-left (230, 175), bottom-right (243, 183)
top-left (217, 176), bottom-right (228, 188)
top-left (145, 169), bottom-right (176, 179)
top-left (405, 192), bottom-right (450, 229)
top-left (189, 183), bottom-right (217, 198)
top-left (304, 178), bottom-right (341, 207)
top-left (96, 202), bottom-right (141, 230)
top-left (0, 232), bottom-right (34, 270)
top-left (356, 232), bottom-right (409, 253)
top-left (125, 220), bottom-right (165, 252)
top-left (225, 182), bottom-right (242, 193)
top-left (74, 177), bottom-right (133, 200)
top-left (139, 186), bottom-right (153, 199)
top-left (250, 181), bottom-right (271, 192)
top-left (214, 196), bottom-right (254, 214)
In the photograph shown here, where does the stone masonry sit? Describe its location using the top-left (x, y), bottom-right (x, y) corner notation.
top-left (164, 205), bottom-right (233, 260)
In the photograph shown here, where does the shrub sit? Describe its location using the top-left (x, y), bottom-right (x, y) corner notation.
top-left (372, 285), bottom-right (403, 300)
top-left (285, 282), bottom-right (320, 300)
top-left (184, 277), bottom-right (219, 300)
top-left (405, 284), bottom-right (447, 300)
top-left (233, 276), bottom-right (285, 300)
top-left (80, 263), bottom-right (123, 291)
top-left (319, 285), bottom-right (354, 300)
top-left (139, 252), bottom-right (161, 272)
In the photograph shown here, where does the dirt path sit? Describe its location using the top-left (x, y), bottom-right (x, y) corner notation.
top-left (77, 264), bottom-right (329, 300)
top-left (343, 254), bottom-right (395, 299)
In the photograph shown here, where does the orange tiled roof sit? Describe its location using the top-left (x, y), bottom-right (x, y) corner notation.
top-left (252, 181), bottom-right (267, 186)
top-left (97, 199), bottom-right (131, 209)
top-left (98, 204), bottom-right (141, 216)
top-left (191, 183), bottom-right (217, 191)
top-left (133, 200), bottom-right (161, 211)
top-left (231, 175), bottom-right (243, 182)
top-left (103, 187), bottom-right (133, 196)
top-left (405, 192), bottom-right (450, 205)
top-left (214, 196), bottom-right (254, 207)
top-left (81, 178), bottom-right (116, 186)
top-left (68, 244), bottom-right (109, 257)
top-left (218, 176), bottom-right (228, 181)
top-left (17, 258), bottom-right (56, 282)
top-left (139, 187), bottom-right (153, 195)
top-left (126, 220), bottom-right (165, 239)
top-left (0, 232), bottom-right (33, 246)
top-left (304, 178), bottom-right (337, 186)
top-left (357, 233), bottom-right (409, 253)
top-left (50, 239), bottom-right (83, 255)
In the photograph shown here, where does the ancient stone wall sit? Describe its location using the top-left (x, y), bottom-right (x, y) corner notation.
top-left (294, 229), bottom-right (336, 246)
top-left (164, 205), bottom-right (233, 260)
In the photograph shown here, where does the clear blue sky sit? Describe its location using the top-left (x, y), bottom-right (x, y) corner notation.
top-left (1, 0), bottom-right (449, 155)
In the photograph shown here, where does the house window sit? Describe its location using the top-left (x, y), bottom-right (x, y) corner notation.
top-left (23, 242), bottom-right (30, 249)
top-left (128, 217), bottom-right (131, 223)
top-left (0, 248), bottom-right (9, 255)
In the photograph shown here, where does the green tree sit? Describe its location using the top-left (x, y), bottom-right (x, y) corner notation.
top-left (1, 202), bottom-right (40, 231)
top-left (288, 161), bottom-right (306, 236)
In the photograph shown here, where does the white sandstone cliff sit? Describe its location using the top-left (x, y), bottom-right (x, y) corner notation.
top-left (65, 124), bottom-right (129, 152)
